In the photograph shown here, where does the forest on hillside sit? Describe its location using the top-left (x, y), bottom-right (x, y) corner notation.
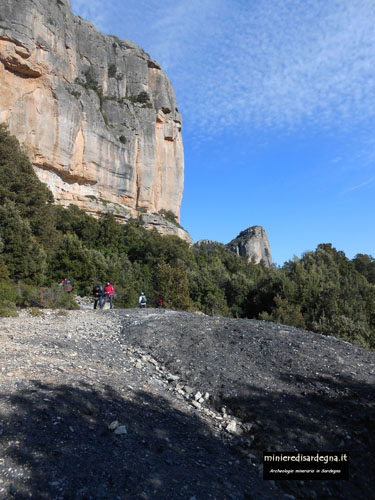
top-left (1, 125), bottom-right (374, 349)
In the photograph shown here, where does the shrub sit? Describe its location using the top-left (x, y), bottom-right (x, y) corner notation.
top-left (259, 295), bottom-right (306, 329)
top-left (0, 280), bottom-right (19, 306)
top-left (155, 261), bottom-right (193, 311)
top-left (126, 91), bottom-right (151, 104)
top-left (56, 309), bottom-right (68, 316)
top-left (0, 307), bottom-right (18, 317)
top-left (41, 285), bottom-right (79, 310)
top-left (0, 124), bottom-right (54, 216)
top-left (69, 89), bottom-right (81, 100)
top-left (16, 283), bottom-right (40, 307)
top-left (137, 91), bottom-right (150, 103)
top-left (16, 284), bottom-right (79, 310)
top-left (108, 64), bottom-right (117, 78)
top-left (84, 67), bottom-right (99, 90)
top-left (28, 307), bottom-right (44, 317)
top-left (158, 209), bottom-right (183, 228)
top-left (0, 202), bottom-right (47, 284)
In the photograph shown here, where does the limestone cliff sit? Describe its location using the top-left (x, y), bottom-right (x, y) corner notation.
top-left (0, 0), bottom-right (188, 239)
top-left (228, 226), bottom-right (272, 266)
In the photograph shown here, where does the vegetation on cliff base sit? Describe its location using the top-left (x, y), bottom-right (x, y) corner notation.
top-left (0, 125), bottom-right (374, 348)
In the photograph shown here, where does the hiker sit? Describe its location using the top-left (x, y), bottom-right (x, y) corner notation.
top-left (92, 283), bottom-right (104, 310)
top-left (139, 292), bottom-right (147, 308)
top-left (155, 295), bottom-right (163, 308)
top-left (61, 278), bottom-right (73, 293)
top-left (103, 281), bottom-right (115, 309)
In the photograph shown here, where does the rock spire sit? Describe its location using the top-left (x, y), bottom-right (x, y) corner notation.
top-left (228, 226), bottom-right (272, 266)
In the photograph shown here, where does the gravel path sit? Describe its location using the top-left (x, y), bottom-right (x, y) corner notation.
top-left (0, 304), bottom-right (374, 499)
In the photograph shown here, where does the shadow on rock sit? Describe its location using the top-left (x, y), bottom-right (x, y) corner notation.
top-left (0, 381), bottom-right (280, 500)
top-left (220, 372), bottom-right (375, 500)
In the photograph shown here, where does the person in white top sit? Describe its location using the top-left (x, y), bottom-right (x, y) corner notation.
top-left (139, 292), bottom-right (147, 308)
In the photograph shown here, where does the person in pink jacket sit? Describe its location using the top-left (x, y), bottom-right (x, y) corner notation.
top-left (103, 281), bottom-right (115, 309)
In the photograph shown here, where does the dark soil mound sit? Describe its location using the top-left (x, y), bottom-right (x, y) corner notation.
top-left (120, 309), bottom-right (375, 500)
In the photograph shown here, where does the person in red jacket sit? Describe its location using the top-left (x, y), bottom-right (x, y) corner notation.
top-left (103, 281), bottom-right (115, 309)
top-left (60, 278), bottom-right (73, 293)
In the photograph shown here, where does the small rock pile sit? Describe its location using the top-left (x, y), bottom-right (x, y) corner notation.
top-left (73, 295), bottom-right (93, 310)
top-left (124, 344), bottom-right (255, 448)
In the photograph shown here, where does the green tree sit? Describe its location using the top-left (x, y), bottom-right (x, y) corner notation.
top-left (155, 260), bottom-right (193, 310)
top-left (48, 233), bottom-right (96, 292)
top-left (0, 125), bottom-right (53, 221)
top-left (0, 201), bottom-right (47, 284)
top-left (352, 253), bottom-right (375, 284)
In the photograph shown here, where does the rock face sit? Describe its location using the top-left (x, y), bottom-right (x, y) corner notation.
top-left (228, 225), bottom-right (272, 266)
top-left (0, 0), bottom-right (188, 238)
top-left (193, 240), bottom-right (222, 249)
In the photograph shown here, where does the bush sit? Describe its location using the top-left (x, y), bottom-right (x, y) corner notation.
top-left (158, 209), bottom-right (179, 225)
top-left (0, 307), bottom-right (18, 317)
top-left (0, 280), bottom-right (19, 307)
top-left (126, 91), bottom-right (151, 105)
top-left (28, 307), bottom-right (44, 317)
top-left (16, 283), bottom-right (79, 310)
top-left (0, 265), bottom-right (19, 312)
top-left (0, 125), bottom-right (54, 217)
top-left (84, 67), bottom-right (99, 91)
top-left (108, 64), bottom-right (117, 78)
top-left (56, 309), bottom-right (68, 316)
top-left (154, 260), bottom-right (193, 311)
top-left (259, 295), bottom-right (306, 329)
top-left (16, 283), bottom-right (40, 307)
top-left (41, 285), bottom-right (79, 310)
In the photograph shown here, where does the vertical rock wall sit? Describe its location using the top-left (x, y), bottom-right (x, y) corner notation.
top-left (0, 0), bottom-right (184, 224)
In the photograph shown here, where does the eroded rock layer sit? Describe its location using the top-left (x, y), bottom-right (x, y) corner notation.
top-left (0, 0), bottom-right (185, 230)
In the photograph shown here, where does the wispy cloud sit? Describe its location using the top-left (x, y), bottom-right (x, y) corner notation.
top-left (70, 0), bottom-right (375, 138)
top-left (69, 0), bottom-right (108, 32)
top-left (342, 176), bottom-right (375, 194)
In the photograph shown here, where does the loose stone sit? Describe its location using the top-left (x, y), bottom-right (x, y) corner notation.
top-left (114, 426), bottom-right (127, 435)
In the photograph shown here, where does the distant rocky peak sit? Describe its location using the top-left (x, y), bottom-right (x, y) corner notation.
top-left (228, 226), bottom-right (272, 266)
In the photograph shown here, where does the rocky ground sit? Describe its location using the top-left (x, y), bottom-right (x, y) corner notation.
top-left (0, 300), bottom-right (374, 499)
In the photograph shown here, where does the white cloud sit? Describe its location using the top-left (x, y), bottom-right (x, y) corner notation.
top-left (70, 0), bottom-right (375, 137)
top-left (69, 0), bottom-right (108, 32)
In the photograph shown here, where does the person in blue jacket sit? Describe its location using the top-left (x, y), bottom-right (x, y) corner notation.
top-left (93, 283), bottom-right (104, 309)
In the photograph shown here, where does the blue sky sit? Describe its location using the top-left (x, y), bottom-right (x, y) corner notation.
top-left (70, 0), bottom-right (375, 266)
